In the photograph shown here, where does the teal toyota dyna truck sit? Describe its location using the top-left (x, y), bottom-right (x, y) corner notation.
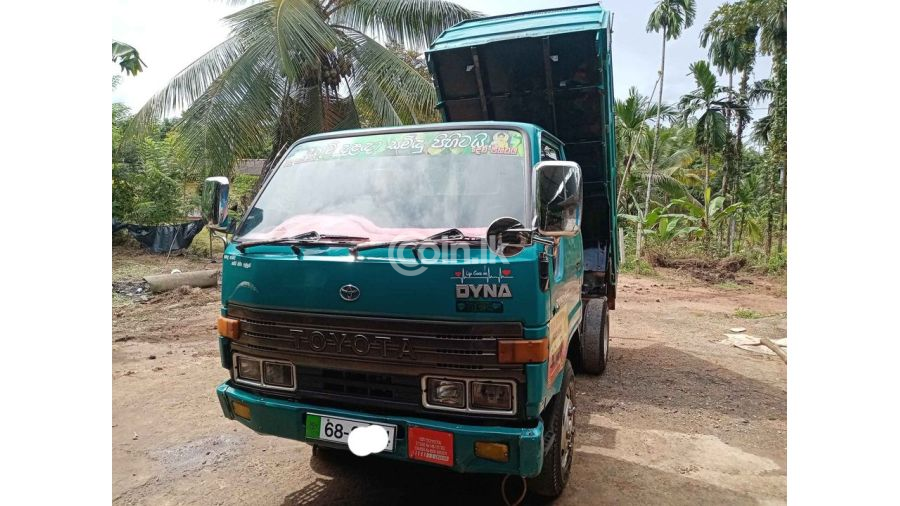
top-left (203, 4), bottom-right (617, 499)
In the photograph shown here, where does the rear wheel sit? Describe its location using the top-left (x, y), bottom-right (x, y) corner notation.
top-left (529, 360), bottom-right (576, 498)
top-left (581, 298), bottom-right (610, 375)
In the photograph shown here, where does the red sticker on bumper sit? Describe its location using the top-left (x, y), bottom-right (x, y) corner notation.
top-left (408, 426), bottom-right (454, 467)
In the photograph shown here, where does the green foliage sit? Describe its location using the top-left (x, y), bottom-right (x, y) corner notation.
top-left (733, 307), bottom-right (761, 319)
top-left (620, 204), bottom-right (702, 242)
top-left (765, 250), bottom-right (787, 274)
top-left (621, 257), bottom-right (657, 276)
top-left (113, 104), bottom-right (193, 225)
top-left (229, 173), bottom-right (260, 216)
top-left (127, 167), bottom-right (186, 225)
top-left (646, 0), bottom-right (697, 39)
top-left (616, 0), bottom-right (786, 273)
top-left (112, 41), bottom-right (146, 76)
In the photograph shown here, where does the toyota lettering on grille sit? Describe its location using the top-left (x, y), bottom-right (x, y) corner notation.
top-left (289, 328), bottom-right (416, 360)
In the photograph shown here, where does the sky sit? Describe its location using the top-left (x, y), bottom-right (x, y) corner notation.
top-left (111, 0), bottom-right (772, 118)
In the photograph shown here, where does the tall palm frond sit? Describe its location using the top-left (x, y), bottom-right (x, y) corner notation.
top-left (342, 30), bottom-right (440, 125)
top-left (646, 0), bottom-right (697, 39)
top-left (700, 2), bottom-right (758, 76)
top-left (126, 0), bottom-right (479, 177)
top-left (749, 78), bottom-right (774, 104)
top-left (330, 0), bottom-right (479, 49)
top-left (751, 113), bottom-right (772, 146)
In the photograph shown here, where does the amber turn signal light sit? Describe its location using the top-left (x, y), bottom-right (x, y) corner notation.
top-left (474, 442), bottom-right (509, 463)
top-left (497, 339), bottom-right (548, 364)
top-left (217, 316), bottom-right (240, 340)
top-left (231, 400), bottom-right (251, 420)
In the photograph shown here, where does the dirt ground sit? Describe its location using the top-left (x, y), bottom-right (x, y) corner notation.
top-left (112, 247), bottom-right (787, 505)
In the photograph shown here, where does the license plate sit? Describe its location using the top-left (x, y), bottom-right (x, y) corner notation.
top-left (305, 413), bottom-right (396, 452)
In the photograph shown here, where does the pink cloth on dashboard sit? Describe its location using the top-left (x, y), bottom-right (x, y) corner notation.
top-left (242, 214), bottom-right (486, 243)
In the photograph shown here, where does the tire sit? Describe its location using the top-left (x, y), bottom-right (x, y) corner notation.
top-left (529, 360), bottom-right (576, 499)
top-left (581, 297), bottom-right (610, 375)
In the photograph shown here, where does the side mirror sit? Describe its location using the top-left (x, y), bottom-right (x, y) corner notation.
top-left (486, 217), bottom-right (531, 257)
top-left (202, 176), bottom-right (230, 231)
top-left (534, 161), bottom-right (582, 237)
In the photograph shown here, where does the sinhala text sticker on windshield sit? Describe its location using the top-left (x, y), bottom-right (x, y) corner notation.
top-left (288, 130), bottom-right (525, 163)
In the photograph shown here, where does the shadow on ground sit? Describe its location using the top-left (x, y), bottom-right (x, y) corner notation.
top-left (279, 445), bottom-right (755, 506)
top-left (582, 343), bottom-right (786, 423)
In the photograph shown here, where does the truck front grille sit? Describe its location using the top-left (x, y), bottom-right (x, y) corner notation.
top-left (296, 367), bottom-right (422, 411)
top-left (226, 304), bottom-right (526, 380)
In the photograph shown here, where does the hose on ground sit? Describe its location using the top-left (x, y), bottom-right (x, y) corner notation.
top-left (501, 474), bottom-right (527, 506)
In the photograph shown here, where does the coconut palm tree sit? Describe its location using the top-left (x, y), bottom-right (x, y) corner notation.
top-left (639, 0), bottom-right (696, 258)
top-left (615, 86), bottom-right (677, 208)
top-left (618, 124), bottom-right (695, 224)
top-left (127, 0), bottom-right (477, 179)
top-left (679, 60), bottom-right (746, 239)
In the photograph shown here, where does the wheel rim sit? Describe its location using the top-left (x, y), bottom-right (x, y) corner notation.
top-left (560, 387), bottom-right (575, 472)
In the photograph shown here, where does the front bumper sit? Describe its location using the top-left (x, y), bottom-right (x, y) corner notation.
top-left (216, 382), bottom-right (544, 477)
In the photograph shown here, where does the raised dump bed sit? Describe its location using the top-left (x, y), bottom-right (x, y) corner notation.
top-left (427, 3), bottom-right (619, 299)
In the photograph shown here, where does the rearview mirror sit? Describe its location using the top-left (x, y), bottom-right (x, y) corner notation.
top-left (534, 161), bottom-right (582, 236)
top-left (486, 217), bottom-right (531, 257)
top-left (201, 176), bottom-right (230, 230)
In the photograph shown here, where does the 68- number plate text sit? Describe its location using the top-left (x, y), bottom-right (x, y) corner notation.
top-left (305, 413), bottom-right (396, 451)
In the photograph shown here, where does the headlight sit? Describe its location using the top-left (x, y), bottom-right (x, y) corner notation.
top-left (421, 376), bottom-right (516, 414)
top-left (236, 355), bottom-right (261, 382)
top-left (470, 381), bottom-right (513, 411)
top-left (425, 378), bottom-right (466, 409)
top-left (263, 361), bottom-right (295, 389)
top-left (233, 354), bottom-right (295, 391)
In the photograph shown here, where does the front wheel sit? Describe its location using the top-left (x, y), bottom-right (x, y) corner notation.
top-left (529, 360), bottom-right (576, 498)
top-left (581, 297), bottom-right (610, 375)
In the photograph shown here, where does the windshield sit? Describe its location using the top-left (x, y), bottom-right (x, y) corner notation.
top-left (235, 129), bottom-right (530, 242)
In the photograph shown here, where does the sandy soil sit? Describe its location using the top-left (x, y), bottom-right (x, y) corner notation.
top-left (112, 248), bottom-right (786, 505)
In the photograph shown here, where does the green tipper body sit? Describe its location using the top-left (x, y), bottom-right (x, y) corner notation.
top-left (427, 3), bottom-right (619, 295)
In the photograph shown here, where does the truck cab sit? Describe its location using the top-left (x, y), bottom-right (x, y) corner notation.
top-left (206, 4), bottom-right (616, 499)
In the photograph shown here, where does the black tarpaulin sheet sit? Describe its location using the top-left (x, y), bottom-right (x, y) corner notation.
top-left (116, 219), bottom-right (206, 253)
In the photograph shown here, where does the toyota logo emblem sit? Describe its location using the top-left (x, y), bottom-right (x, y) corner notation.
top-left (339, 284), bottom-right (360, 302)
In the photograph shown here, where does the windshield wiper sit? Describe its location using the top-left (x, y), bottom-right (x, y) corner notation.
top-left (350, 228), bottom-right (482, 258)
top-left (236, 231), bottom-right (368, 253)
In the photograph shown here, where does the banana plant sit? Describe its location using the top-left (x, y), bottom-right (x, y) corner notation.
top-left (620, 203), bottom-right (702, 242)
top-left (670, 187), bottom-right (743, 237)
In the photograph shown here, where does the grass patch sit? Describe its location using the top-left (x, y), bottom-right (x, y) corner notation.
top-left (187, 228), bottom-right (228, 258)
top-left (621, 257), bottom-right (657, 276)
top-left (112, 258), bottom-right (159, 282)
top-left (716, 280), bottom-right (745, 290)
top-left (733, 307), bottom-right (762, 319)
top-left (112, 292), bottom-right (133, 308)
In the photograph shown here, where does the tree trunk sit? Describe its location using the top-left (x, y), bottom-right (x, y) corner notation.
top-left (253, 83), bottom-right (300, 197)
top-left (638, 27), bottom-right (667, 260)
top-left (768, 43), bottom-right (788, 257)
top-left (777, 165), bottom-right (786, 253)
top-left (728, 68), bottom-right (752, 254)
top-left (736, 208), bottom-right (746, 251)
top-left (704, 150), bottom-right (711, 226)
top-left (721, 71), bottom-right (734, 198)
top-left (764, 156), bottom-right (775, 256)
top-left (704, 148), bottom-right (711, 248)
